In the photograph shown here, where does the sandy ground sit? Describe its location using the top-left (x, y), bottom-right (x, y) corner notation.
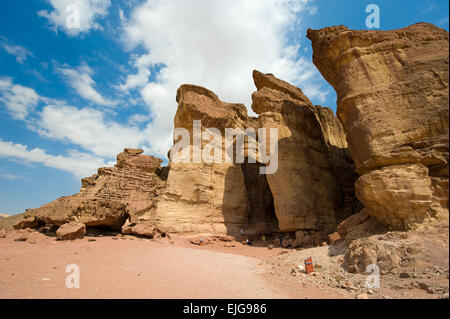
top-left (0, 230), bottom-right (347, 299)
top-left (0, 229), bottom-right (448, 299)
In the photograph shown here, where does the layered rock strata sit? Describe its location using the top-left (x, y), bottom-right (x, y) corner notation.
top-left (151, 85), bottom-right (277, 235)
top-left (307, 23), bottom-right (449, 230)
top-left (14, 149), bottom-right (165, 231)
top-left (251, 70), bottom-right (360, 233)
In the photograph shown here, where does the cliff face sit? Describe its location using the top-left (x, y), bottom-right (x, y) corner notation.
top-left (149, 75), bottom-right (359, 236)
top-left (151, 84), bottom-right (276, 236)
top-left (307, 23), bottom-right (449, 230)
top-left (251, 71), bottom-right (359, 233)
top-left (12, 75), bottom-right (359, 239)
top-left (15, 23), bottom-right (448, 240)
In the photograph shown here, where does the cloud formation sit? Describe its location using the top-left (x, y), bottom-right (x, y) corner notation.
top-left (38, 0), bottom-right (111, 36)
top-left (0, 138), bottom-right (110, 178)
top-left (0, 77), bottom-right (148, 176)
top-left (120, 0), bottom-right (328, 156)
top-left (1, 0), bottom-right (329, 179)
top-left (56, 63), bottom-right (116, 106)
top-left (0, 77), bottom-right (40, 120)
top-left (37, 105), bottom-right (147, 158)
top-left (1, 42), bottom-right (34, 64)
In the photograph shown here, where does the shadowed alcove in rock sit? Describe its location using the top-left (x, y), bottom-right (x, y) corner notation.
top-left (221, 158), bottom-right (279, 237)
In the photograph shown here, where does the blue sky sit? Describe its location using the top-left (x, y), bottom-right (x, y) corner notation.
top-left (0, 0), bottom-right (448, 215)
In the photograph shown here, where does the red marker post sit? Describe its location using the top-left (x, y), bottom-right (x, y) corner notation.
top-left (304, 256), bottom-right (314, 274)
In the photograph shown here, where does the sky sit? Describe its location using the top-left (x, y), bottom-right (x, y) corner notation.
top-left (0, 0), bottom-right (448, 215)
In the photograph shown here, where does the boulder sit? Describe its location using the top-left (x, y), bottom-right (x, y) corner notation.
top-left (290, 230), bottom-right (313, 248)
top-left (307, 23), bottom-right (449, 230)
top-left (328, 232), bottom-right (341, 244)
top-left (336, 210), bottom-right (387, 242)
top-left (121, 221), bottom-right (167, 239)
top-left (281, 239), bottom-right (290, 248)
top-left (56, 222), bottom-right (86, 240)
top-left (32, 197), bottom-right (128, 231)
top-left (337, 211), bottom-right (371, 238)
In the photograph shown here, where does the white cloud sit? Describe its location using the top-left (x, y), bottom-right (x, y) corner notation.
top-left (119, 54), bottom-right (152, 91)
top-left (128, 113), bottom-right (151, 125)
top-left (0, 138), bottom-right (110, 178)
top-left (120, 0), bottom-right (328, 157)
top-left (0, 172), bottom-right (25, 180)
top-left (37, 105), bottom-right (148, 158)
top-left (309, 6), bottom-right (318, 15)
top-left (38, 0), bottom-right (111, 36)
top-left (0, 77), bottom-right (40, 120)
top-left (0, 76), bottom-right (153, 176)
top-left (56, 63), bottom-right (116, 106)
top-left (1, 43), bottom-right (33, 63)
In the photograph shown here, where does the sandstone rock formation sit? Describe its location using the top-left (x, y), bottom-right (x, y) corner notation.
top-left (13, 212), bottom-right (42, 230)
top-left (81, 148), bottom-right (164, 223)
top-left (9, 75), bottom-right (359, 239)
top-left (345, 231), bottom-right (424, 274)
top-left (307, 23), bottom-right (449, 230)
top-left (122, 221), bottom-right (168, 239)
top-left (9, 71), bottom-right (360, 242)
top-left (251, 70), bottom-right (360, 233)
top-left (33, 197), bottom-right (128, 231)
top-left (14, 149), bottom-right (165, 231)
top-left (151, 85), bottom-right (277, 236)
top-left (56, 221), bottom-right (86, 240)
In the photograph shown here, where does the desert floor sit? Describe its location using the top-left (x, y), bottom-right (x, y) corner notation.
top-left (0, 229), bottom-right (448, 299)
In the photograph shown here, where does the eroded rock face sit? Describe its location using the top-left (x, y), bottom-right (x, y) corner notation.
top-left (33, 197), bottom-right (128, 231)
top-left (251, 70), bottom-right (360, 233)
top-left (81, 148), bottom-right (165, 222)
top-left (152, 85), bottom-right (267, 235)
top-left (307, 23), bottom-right (449, 230)
top-left (14, 149), bottom-right (165, 231)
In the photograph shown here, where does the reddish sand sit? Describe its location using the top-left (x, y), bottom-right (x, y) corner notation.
top-left (0, 232), bottom-right (348, 299)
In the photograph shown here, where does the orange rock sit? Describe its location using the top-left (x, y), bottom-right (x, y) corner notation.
top-left (308, 23), bottom-right (449, 230)
top-left (328, 232), bottom-right (341, 244)
top-left (251, 70), bottom-right (360, 232)
top-left (56, 221), bottom-right (86, 240)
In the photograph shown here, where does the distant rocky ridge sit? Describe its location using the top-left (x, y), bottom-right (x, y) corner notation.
top-left (0, 214), bottom-right (9, 218)
top-left (4, 23), bottom-right (448, 267)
